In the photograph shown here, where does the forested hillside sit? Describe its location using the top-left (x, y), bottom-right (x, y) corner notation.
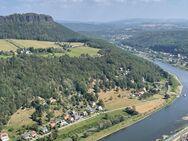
top-left (0, 47), bottom-right (168, 130)
top-left (0, 13), bottom-right (85, 41)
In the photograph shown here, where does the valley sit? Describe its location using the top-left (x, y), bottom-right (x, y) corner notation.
top-left (1, 1), bottom-right (188, 141)
top-left (0, 13), bottom-right (176, 141)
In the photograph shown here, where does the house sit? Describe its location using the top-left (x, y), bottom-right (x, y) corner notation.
top-left (64, 114), bottom-right (70, 121)
top-left (131, 80), bottom-right (135, 84)
top-left (0, 132), bottom-right (9, 141)
top-left (60, 120), bottom-right (68, 126)
top-left (40, 126), bottom-right (49, 134)
top-left (90, 102), bottom-right (96, 108)
top-left (68, 116), bottom-right (75, 122)
top-left (178, 54), bottom-right (181, 58)
top-left (25, 50), bottom-right (32, 55)
top-left (31, 131), bottom-right (37, 138)
top-left (80, 111), bottom-right (88, 117)
top-left (119, 67), bottom-right (123, 72)
top-left (56, 117), bottom-right (68, 126)
top-left (142, 77), bottom-right (145, 83)
top-left (69, 111), bottom-right (80, 121)
top-left (56, 118), bottom-right (63, 124)
top-left (69, 110), bottom-right (77, 116)
top-left (49, 98), bottom-right (57, 104)
top-left (50, 121), bottom-right (56, 129)
top-left (135, 91), bottom-right (145, 97)
top-left (22, 133), bottom-right (32, 140)
top-left (96, 105), bottom-right (103, 111)
top-left (86, 106), bottom-right (94, 114)
top-left (37, 96), bottom-right (46, 105)
top-left (74, 114), bottom-right (80, 121)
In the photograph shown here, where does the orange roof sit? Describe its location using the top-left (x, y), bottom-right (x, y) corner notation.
top-left (0, 132), bottom-right (8, 137)
top-left (64, 115), bottom-right (70, 120)
top-left (50, 121), bottom-right (56, 128)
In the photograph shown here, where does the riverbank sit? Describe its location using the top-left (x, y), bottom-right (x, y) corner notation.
top-left (81, 76), bottom-right (182, 141)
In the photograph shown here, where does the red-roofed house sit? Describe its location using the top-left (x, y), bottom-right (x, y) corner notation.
top-left (31, 131), bottom-right (37, 138)
top-left (0, 132), bottom-right (9, 141)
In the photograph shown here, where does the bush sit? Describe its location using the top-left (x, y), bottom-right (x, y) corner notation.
top-left (124, 107), bottom-right (139, 116)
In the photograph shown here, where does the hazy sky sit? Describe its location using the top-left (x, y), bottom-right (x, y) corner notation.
top-left (0, 0), bottom-right (188, 22)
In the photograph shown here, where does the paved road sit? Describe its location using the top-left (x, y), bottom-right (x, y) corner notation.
top-left (166, 127), bottom-right (188, 141)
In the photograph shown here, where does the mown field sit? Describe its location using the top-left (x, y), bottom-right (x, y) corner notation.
top-left (0, 40), bottom-right (17, 51)
top-left (0, 39), bottom-right (100, 57)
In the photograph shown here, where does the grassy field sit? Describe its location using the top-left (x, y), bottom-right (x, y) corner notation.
top-left (99, 89), bottom-right (165, 113)
top-left (0, 39), bottom-right (87, 50)
top-left (11, 39), bottom-right (61, 49)
top-left (0, 39), bottom-right (17, 51)
top-left (5, 108), bottom-right (36, 140)
top-left (68, 47), bottom-right (100, 57)
top-left (0, 39), bottom-right (100, 57)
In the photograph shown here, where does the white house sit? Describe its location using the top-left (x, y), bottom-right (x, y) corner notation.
top-left (0, 132), bottom-right (9, 141)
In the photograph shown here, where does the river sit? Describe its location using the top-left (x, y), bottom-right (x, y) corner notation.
top-left (100, 61), bottom-right (188, 141)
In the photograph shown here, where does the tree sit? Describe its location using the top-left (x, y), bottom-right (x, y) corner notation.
top-left (124, 107), bottom-right (139, 116)
top-left (83, 132), bottom-right (89, 138)
top-left (51, 129), bottom-right (58, 140)
top-left (71, 134), bottom-right (79, 141)
top-left (164, 94), bottom-right (170, 99)
top-left (94, 83), bottom-right (100, 93)
top-left (46, 112), bottom-right (54, 122)
top-left (103, 114), bottom-right (109, 120)
top-left (98, 99), bottom-right (105, 107)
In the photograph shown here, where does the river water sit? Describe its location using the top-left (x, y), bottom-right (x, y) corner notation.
top-left (101, 61), bottom-right (188, 141)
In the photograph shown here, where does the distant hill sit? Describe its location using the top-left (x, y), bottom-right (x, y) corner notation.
top-left (63, 22), bottom-right (113, 32)
top-left (0, 13), bottom-right (85, 41)
top-left (121, 29), bottom-right (188, 56)
top-left (62, 19), bottom-right (188, 32)
top-left (63, 20), bottom-right (188, 56)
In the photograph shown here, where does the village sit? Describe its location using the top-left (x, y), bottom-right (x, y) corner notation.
top-left (0, 100), bottom-right (104, 141)
top-left (120, 44), bottom-right (188, 70)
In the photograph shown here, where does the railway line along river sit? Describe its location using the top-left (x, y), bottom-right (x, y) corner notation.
top-left (100, 61), bottom-right (188, 141)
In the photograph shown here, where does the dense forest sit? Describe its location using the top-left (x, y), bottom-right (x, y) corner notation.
top-left (121, 29), bottom-right (188, 56)
top-left (0, 13), bottom-right (86, 42)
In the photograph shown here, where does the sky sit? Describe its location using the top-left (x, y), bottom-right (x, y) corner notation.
top-left (0, 0), bottom-right (188, 22)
